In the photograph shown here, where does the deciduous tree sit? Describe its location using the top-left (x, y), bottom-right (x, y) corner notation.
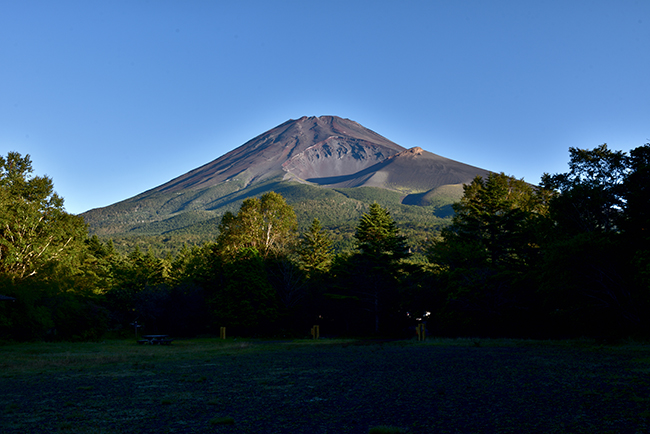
top-left (541, 144), bottom-right (628, 234)
top-left (539, 144), bottom-right (643, 337)
top-left (216, 192), bottom-right (297, 259)
top-left (0, 152), bottom-right (87, 280)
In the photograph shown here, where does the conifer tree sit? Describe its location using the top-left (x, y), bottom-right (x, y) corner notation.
top-left (348, 203), bottom-right (410, 333)
top-left (355, 202), bottom-right (409, 262)
top-left (297, 218), bottom-right (333, 278)
top-left (427, 172), bottom-right (550, 336)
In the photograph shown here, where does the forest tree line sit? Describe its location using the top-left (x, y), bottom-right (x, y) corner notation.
top-left (1, 143), bottom-right (649, 341)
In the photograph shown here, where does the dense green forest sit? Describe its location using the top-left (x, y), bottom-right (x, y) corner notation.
top-left (1, 143), bottom-right (649, 341)
top-left (84, 178), bottom-right (456, 258)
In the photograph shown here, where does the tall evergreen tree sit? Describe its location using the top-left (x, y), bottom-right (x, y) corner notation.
top-left (344, 202), bottom-right (410, 333)
top-left (297, 218), bottom-right (333, 278)
top-left (355, 203), bottom-right (409, 262)
top-left (622, 144), bottom-right (650, 320)
top-left (428, 173), bottom-right (550, 336)
top-left (431, 172), bottom-right (550, 271)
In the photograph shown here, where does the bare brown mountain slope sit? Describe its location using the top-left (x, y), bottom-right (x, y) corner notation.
top-left (152, 115), bottom-right (405, 194)
top-left (306, 146), bottom-right (490, 193)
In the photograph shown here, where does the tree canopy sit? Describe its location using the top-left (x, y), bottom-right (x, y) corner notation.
top-left (0, 152), bottom-right (87, 280)
top-left (216, 191), bottom-right (297, 259)
top-left (355, 202), bottom-right (409, 262)
top-left (331, 202), bottom-right (411, 334)
top-left (430, 172), bottom-right (550, 271)
top-left (541, 144), bottom-right (628, 234)
top-left (297, 218), bottom-right (334, 278)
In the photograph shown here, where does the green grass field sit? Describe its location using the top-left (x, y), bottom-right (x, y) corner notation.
top-left (2, 338), bottom-right (650, 433)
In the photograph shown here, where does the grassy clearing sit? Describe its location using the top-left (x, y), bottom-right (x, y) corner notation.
top-left (0, 338), bottom-right (259, 376)
top-left (2, 338), bottom-right (650, 433)
top-left (1, 336), bottom-right (648, 376)
top-left (0, 337), bottom-right (368, 376)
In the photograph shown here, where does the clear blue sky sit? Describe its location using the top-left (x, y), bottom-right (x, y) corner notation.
top-left (2, 1), bottom-right (649, 215)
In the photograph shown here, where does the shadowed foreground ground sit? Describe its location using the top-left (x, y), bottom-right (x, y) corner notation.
top-left (2, 339), bottom-right (650, 433)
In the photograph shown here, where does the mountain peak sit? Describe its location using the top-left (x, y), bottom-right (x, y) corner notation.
top-left (151, 115), bottom-right (405, 194)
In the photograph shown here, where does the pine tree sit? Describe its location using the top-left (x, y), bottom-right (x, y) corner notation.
top-left (355, 202), bottom-right (409, 262)
top-left (298, 218), bottom-right (333, 278)
top-left (351, 202), bottom-right (410, 333)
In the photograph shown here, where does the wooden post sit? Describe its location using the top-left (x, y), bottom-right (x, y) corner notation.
top-left (129, 320), bottom-right (142, 339)
top-left (311, 325), bottom-right (320, 339)
top-left (220, 326), bottom-right (226, 339)
top-left (416, 323), bottom-right (426, 341)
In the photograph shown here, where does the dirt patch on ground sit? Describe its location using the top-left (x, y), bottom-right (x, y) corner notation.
top-left (2, 341), bottom-right (650, 433)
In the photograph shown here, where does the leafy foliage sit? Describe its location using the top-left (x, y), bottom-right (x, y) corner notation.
top-left (209, 248), bottom-right (279, 330)
top-left (0, 152), bottom-right (87, 279)
top-left (0, 153), bottom-right (109, 340)
top-left (216, 191), bottom-right (297, 259)
top-left (541, 144), bottom-right (628, 234)
top-left (622, 143), bottom-right (650, 242)
top-left (538, 144), bottom-right (650, 337)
